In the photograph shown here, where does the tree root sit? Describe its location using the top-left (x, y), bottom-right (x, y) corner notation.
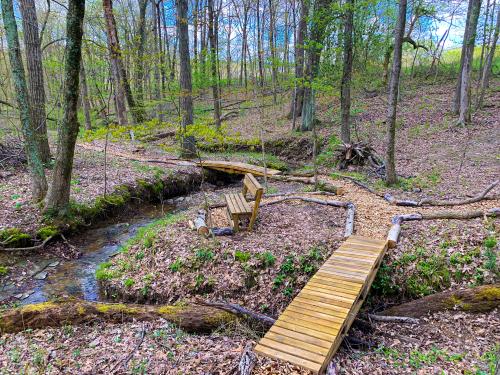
top-left (0, 234), bottom-right (57, 252)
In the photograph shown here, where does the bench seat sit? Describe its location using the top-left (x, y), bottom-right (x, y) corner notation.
top-left (225, 193), bottom-right (252, 215)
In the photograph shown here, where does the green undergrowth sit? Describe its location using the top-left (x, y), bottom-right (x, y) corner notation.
top-left (96, 213), bottom-right (185, 282)
top-left (372, 233), bottom-right (498, 299)
top-left (375, 345), bottom-right (465, 370)
top-left (0, 228), bottom-right (32, 248)
top-left (81, 118), bottom-right (175, 142)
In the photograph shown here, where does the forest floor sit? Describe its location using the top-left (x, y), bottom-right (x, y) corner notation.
top-left (0, 78), bottom-right (499, 373)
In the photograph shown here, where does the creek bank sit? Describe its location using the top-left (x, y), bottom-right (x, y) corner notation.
top-left (0, 167), bottom-right (203, 249)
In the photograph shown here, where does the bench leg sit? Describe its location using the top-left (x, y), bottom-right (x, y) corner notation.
top-left (248, 214), bottom-right (257, 231)
top-left (232, 215), bottom-right (239, 232)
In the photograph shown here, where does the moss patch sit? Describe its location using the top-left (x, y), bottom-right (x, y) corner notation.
top-left (0, 228), bottom-right (32, 248)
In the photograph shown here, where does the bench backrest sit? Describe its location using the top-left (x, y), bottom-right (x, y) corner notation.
top-left (242, 173), bottom-right (263, 201)
top-left (242, 173), bottom-right (263, 230)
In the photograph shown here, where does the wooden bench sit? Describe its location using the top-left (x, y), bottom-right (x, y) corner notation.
top-left (224, 173), bottom-right (263, 231)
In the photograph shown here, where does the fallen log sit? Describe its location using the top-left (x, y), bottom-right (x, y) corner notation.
top-left (0, 299), bottom-right (237, 334)
top-left (387, 209), bottom-right (499, 248)
top-left (384, 179), bottom-right (499, 207)
top-left (380, 284), bottom-right (500, 318)
top-left (194, 209), bottom-right (209, 237)
top-left (344, 203), bottom-right (355, 238)
top-left (418, 179), bottom-right (499, 206)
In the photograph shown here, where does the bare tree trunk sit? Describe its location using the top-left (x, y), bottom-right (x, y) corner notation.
top-left (103, 0), bottom-right (128, 126)
top-left (1, 0), bottom-right (48, 201)
top-left (226, 4), bottom-right (232, 86)
top-left (269, 0), bottom-right (278, 104)
top-left (152, 0), bottom-right (161, 100)
top-left (176, 0), bottom-right (196, 157)
top-left (103, 0), bottom-right (145, 125)
top-left (453, 0), bottom-right (474, 114)
top-left (80, 64), bottom-right (92, 130)
top-left (477, 7), bottom-right (500, 108)
top-left (19, 0), bottom-right (51, 163)
top-left (45, 0), bottom-right (85, 214)
top-left (193, 0), bottom-right (199, 68)
top-left (256, 0), bottom-right (265, 87)
top-left (288, 0), bottom-right (307, 121)
top-left (458, 0), bottom-right (482, 126)
top-left (300, 0), bottom-right (332, 132)
top-left (208, 0), bottom-right (221, 128)
top-left (385, 0), bottom-right (407, 185)
top-left (135, 0), bottom-right (148, 103)
top-left (340, 0), bottom-right (354, 144)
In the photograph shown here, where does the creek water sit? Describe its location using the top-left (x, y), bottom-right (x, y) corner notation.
top-left (21, 204), bottom-right (169, 304)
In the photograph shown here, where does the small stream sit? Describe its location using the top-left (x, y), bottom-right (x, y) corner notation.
top-left (21, 204), bottom-right (169, 304)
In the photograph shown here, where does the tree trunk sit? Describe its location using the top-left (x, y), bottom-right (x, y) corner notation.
top-left (103, 0), bottom-right (145, 125)
top-left (1, 0), bottom-right (48, 202)
top-left (208, 0), bottom-right (221, 128)
top-left (269, 0), bottom-right (278, 104)
top-left (288, 0), bottom-right (307, 121)
top-left (44, 0), bottom-right (85, 215)
top-left (152, 0), bottom-right (161, 100)
top-left (340, 0), bottom-right (354, 144)
top-left (477, 7), bottom-right (499, 109)
top-left (300, 0), bottom-right (333, 132)
top-left (80, 64), bottom-right (92, 130)
top-left (135, 0), bottom-right (148, 104)
top-left (176, 0), bottom-right (196, 157)
top-left (226, 4), bottom-right (232, 86)
top-left (381, 284), bottom-right (500, 318)
top-left (0, 299), bottom-right (237, 334)
top-left (193, 0), bottom-right (199, 68)
top-left (458, 0), bottom-right (482, 126)
top-left (453, 0), bottom-right (475, 114)
top-left (19, 0), bottom-right (51, 163)
top-left (103, 0), bottom-right (128, 126)
top-left (384, 0), bottom-right (407, 185)
top-left (256, 0), bottom-right (265, 87)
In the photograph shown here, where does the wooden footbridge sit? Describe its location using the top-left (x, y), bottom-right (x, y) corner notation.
top-left (198, 160), bottom-right (282, 177)
top-left (255, 235), bottom-right (388, 374)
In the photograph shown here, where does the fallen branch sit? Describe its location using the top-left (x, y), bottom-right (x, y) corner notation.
top-left (384, 179), bottom-right (499, 207)
top-left (366, 313), bottom-right (419, 324)
top-left (387, 208), bottom-right (499, 248)
top-left (239, 342), bottom-right (257, 375)
top-left (0, 235), bottom-right (56, 252)
top-left (419, 180), bottom-right (499, 206)
top-left (0, 299), bottom-right (237, 334)
top-left (344, 203), bottom-right (355, 238)
top-left (380, 284), bottom-right (500, 318)
top-left (110, 323), bottom-right (147, 373)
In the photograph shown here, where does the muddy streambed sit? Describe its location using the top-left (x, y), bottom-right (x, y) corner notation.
top-left (0, 203), bottom-right (177, 304)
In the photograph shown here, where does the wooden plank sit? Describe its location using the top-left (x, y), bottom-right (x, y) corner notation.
top-left (281, 310), bottom-right (343, 331)
top-left (278, 313), bottom-right (341, 335)
top-left (310, 274), bottom-right (362, 289)
top-left (334, 249), bottom-right (379, 260)
top-left (298, 291), bottom-right (354, 309)
top-left (269, 326), bottom-right (332, 349)
top-left (347, 235), bottom-right (387, 246)
top-left (304, 283), bottom-right (359, 298)
top-left (259, 338), bottom-right (325, 364)
top-left (292, 297), bottom-right (349, 318)
top-left (254, 344), bottom-right (322, 373)
top-left (316, 269), bottom-right (367, 283)
top-left (286, 305), bottom-right (346, 324)
top-left (322, 262), bottom-right (371, 274)
top-left (274, 320), bottom-right (337, 341)
top-left (325, 259), bottom-right (374, 270)
top-left (265, 331), bottom-right (330, 356)
top-left (300, 287), bottom-right (356, 304)
top-left (339, 243), bottom-right (383, 253)
top-left (329, 254), bottom-right (374, 265)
